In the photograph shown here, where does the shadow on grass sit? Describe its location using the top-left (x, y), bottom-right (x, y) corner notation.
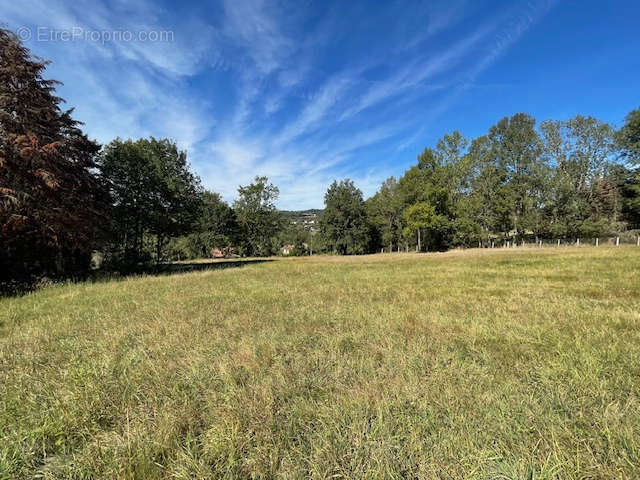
top-left (1, 259), bottom-right (274, 298)
top-left (156, 259), bottom-right (273, 275)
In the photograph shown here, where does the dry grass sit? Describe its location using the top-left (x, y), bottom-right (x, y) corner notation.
top-left (1, 247), bottom-right (640, 479)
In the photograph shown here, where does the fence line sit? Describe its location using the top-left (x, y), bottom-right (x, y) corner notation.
top-left (379, 234), bottom-right (640, 253)
top-left (477, 235), bottom-right (640, 249)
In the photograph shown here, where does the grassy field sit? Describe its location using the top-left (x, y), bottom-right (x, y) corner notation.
top-left (1, 247), bottom-right (640, 479)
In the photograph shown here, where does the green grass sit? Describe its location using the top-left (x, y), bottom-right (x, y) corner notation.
top-left (1, 247), bottom-right (640, 479)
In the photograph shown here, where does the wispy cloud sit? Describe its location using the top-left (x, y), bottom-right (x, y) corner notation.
top-left (2, 0), bottom-right (557, 209)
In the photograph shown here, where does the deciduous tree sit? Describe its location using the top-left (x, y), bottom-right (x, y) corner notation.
top-left (320, 180), bottom-right (370, 255)
top-left (233, 176), bottom-right (283, 256)
top-left (99, 138), bottom-right (202, 270)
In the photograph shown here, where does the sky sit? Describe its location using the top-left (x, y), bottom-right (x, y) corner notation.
top-left (3, 0), bottom-right (639, 209)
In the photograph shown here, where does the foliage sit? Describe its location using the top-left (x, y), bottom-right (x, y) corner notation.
top-left (319, 179), bottom-right (371, 254)
top-left (99, 137), bottom-right (202, 271)
top-left (366, 177), bottom-right (403, 252)
top-left (616, 107), bottom-right (640, 164)
top-left (277, 223), bottom-right (312, 256)
top-left (0, 29), bottom-right (105, 291)
top-left (3, 24), bottom-right (640, 280)
top-left (233, 176), bottom-right (284, 256)
top-left (539, 115), bottom-right (618, 237)
top-left (402, 202), bottom-right (450, 251)
top-left (366, 113), bottom-right (634, 252)
top-left (168, 191), bottom-right (239, 261)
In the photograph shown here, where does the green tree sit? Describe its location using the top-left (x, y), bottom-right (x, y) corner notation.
top-left (397, 131), bottom-right (471, 249)
top-left (233, 176), bottom-right (284, 256)
top-left (402, 202), bottom-right (450, 252)
top-left (196, 191), bottom-right (238, 253)
top-left (366, 177), bottom-right (403, 252)
top-left (485, 113), bottom-right (545, 239)
top-left (616, 107), bottom-right (640, 165)
top-left (170, 191), bottom-right (238, 260)
top-left (100, 138), bottom-right (202, 270)
top-left (320, 179), bottom-right (370, 255)
top-left (616, 108), bottom-right (640, 231)
top-left (540, 115), bottom-right (616, 237)
top-left (465, 135), bottom-right (511, 243)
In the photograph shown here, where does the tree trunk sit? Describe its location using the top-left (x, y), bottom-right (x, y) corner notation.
top-left (156, 234), bottom-right (163, 268)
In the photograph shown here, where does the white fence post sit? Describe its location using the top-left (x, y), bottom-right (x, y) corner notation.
top-left (637, 236), bottom-right (639, 247)
top-left (577, 238), bottom-right (580, 246)
top-left (616, 236), bottom-right (620, 247)
top-left (557, 239), bottom-right (560, 247)
top-left (596, 238), bottom-right (599, 247)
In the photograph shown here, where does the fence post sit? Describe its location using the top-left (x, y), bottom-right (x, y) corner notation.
top-left (577, 238), bottom-right (580, 246)
top-left (522, 240), bottom-right (525, 247)
top-left (637, 236), bottom-right (639, 247)
top-left (616, 236), bottom-right (620, 247)
top-left (596, 238), bottom-right (599, 247)
top-left (557, 239), bottom-right (560, 247)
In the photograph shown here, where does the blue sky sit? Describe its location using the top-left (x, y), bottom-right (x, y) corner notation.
top-left (3, 0), bottom-right (639, 209)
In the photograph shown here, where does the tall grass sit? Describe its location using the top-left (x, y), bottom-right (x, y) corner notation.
top-left (1, 247), bottom-right (639, 479)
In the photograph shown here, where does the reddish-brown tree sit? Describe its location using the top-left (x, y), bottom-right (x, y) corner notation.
top-left (0, 29), bottom-right (105, 291)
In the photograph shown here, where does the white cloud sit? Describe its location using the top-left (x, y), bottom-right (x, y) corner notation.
top-left (1, 0), bottom-right (557, 209)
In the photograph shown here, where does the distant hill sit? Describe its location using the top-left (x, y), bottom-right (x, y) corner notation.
top-left (280, 209), bottom-right (323, 218)
top-left (280, 209), bottom-right (323, 231)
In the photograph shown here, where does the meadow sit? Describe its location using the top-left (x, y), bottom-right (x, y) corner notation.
top-left (1, 247), bottom-right (640, 479)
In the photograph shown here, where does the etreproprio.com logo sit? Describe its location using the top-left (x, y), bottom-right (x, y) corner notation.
top-left (15, 26), bottom-right (174, 44)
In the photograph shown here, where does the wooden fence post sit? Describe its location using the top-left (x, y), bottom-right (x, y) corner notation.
top-left (616, 236), bottom-right (620, 247)
top-left (596, 238), bottom-right (599, 247)
top-left (557, 239), bottom-right (560, 247)
top-left (577, 238), bottom-right (580, 246)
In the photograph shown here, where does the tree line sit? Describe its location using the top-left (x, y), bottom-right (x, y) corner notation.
top-left (332, 111), bottom-right (640, 254)
top-left (0, 29), bottom-right (285, 291)
top-left (2, 28), bottom-right (639, 292)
